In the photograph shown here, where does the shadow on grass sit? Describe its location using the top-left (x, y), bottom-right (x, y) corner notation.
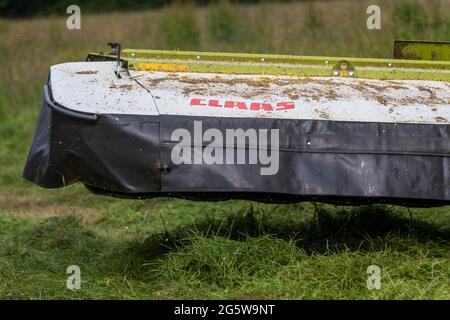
top-left (131, 205), bottom-right (450, 259)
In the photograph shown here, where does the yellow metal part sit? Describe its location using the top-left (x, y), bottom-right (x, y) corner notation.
top-left (87, 45), bottom-right (450, 81)
top-left (135, 63), bottom-right (190, 72)
top-left (394, 40), bottom-right (450, 61)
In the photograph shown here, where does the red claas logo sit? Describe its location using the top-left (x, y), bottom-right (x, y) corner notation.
top-left (190, 98), bottom-right (295, 111)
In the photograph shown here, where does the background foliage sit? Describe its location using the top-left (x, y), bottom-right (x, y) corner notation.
top-left (1, 0), bottom-right (297, 17)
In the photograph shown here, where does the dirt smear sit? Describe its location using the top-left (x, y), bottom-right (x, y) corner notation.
top-left (143, 74), bottom-right (449, 106)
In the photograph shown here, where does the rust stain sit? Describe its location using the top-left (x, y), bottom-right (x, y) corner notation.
top-left (141, 73), bottom-right (449, 106)
top-left (315, 108), bottom-right (331, 119)
top-left (284, 88), bottom-right (300, 100)
top-left (178, 75), bottom-right (272, 87)
top-left (435, 116), bottom-right (448, 123)
top-left (76, 70), bottom-right (98, 75)
top-left (110, 83), bottom-right (135, 90)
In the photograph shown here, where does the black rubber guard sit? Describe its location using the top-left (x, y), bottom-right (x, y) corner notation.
top-left (23, 84), bottom-right (450, 207)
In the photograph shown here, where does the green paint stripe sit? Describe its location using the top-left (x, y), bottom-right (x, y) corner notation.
top-left (87, 50), bottom-right (450, 81)
top-left (127, 60), bottom-right (450, 81)
top-left (122, 49), bottom-right (450, 70)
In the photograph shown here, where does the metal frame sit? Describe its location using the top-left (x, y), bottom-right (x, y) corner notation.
top-left (88, 47), bottom-right (450, 81)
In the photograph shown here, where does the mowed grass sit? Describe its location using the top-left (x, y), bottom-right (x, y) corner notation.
top-left (0, 204), bottom-right (449, 299)
top-left (0, 0), bottom-right (449, 299)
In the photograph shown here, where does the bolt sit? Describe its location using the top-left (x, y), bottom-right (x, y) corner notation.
top-left (160, 165), bottom-right (171, 174)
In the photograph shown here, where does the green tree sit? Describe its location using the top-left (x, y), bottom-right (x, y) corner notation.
top-left (160, 4), bottom-right (201, 50)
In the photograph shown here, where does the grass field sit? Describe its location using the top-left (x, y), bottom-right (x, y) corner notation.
top-left (0, 0), bottom-right (449, 299)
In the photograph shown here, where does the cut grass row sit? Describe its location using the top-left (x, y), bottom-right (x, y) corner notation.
top-left (0, 205), bottom-right (448, 299)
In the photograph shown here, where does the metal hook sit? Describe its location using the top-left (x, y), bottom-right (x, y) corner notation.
top-left (108, 42), bottom-right (122, 78)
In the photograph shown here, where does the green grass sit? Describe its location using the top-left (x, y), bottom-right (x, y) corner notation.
top-left (0, 0), bottom-right (449, 299)
top-left (0, 205), bottom-right (448, 299)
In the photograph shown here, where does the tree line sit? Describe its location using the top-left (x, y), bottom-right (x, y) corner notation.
top-left (0, 0), bottom-right (299, 18)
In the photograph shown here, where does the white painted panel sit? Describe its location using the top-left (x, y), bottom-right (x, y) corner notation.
top-left (133, 71), bottom-right (450, 124)
top-left (50, 62), bottom-right (159, 115)
top-left (50, 62), bottom-right (450, 125)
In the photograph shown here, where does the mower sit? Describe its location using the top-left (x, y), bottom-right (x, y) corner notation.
top-left (23, 41), bottom-right (450, 206)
